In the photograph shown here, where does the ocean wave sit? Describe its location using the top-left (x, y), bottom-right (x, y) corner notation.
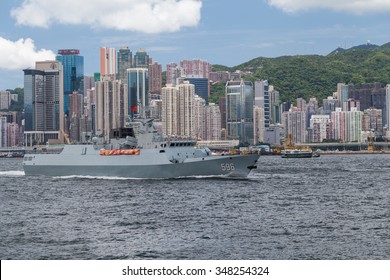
top-left (0, 170), bottom-right (25, 176)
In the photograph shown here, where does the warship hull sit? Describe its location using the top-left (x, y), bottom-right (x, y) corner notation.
top-left (23, 145), bottom-right (259, 178)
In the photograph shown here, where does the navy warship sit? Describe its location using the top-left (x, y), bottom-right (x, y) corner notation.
top-left (23, 119), bottom-right (259, 178)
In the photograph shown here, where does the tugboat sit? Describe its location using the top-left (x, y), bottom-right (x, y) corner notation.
top-left (281, 134), bottom-right (319, 158)
top-left (23, 119), bottom-right (259, 178)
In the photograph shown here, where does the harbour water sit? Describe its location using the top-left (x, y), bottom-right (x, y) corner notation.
top-left (0, 154), bottom-right (389, 260)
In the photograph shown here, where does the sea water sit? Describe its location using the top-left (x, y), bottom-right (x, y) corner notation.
top-left (0, 155), bottom-right (389, 259)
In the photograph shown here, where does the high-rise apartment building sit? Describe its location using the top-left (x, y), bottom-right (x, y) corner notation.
top-left (269, 86), bottom-right (280, 125)
top-left (166, 63), bottom-right (186, 86)
top-left (203, 103), bottom-right (221, 141)
top-left (56, 49), bottom-right (84, 114)
top-left (100, 47), bottom-right (117, 78)
top-left (84, 76), bottom-right (95, 94)
top-left (161, 81), bottom-right (195, 138)
top-left (68, 91), bottom-right (83, 142)
top-left (322, 96), bottom-right (339, 115)
top-left (282, 110), bottom-right (306, 144)
top-left (161, 85), bottom-right (178, 136)
top-left (386, 84), bottom-right (390, 137)
top-left (149, 62), bottom-right (162, 98)
top-left (127, 68), bottom-right (149, 117)
top-left (180, 59), bottom-right (211, 98)
top-left (95, 78), bottom-right (128, 141)
top-left (193, 95), bottom-right (206, 140)
top-left (363, 108), bottom-right (383, 136)
top-left (117, 47), bottom-right (132, 84)
top-left (0, 117), bottom-right (7, 147)
top-left (23, 61), bottom-right (64, 146)
top-left (331, 107), bottom-right (362, 142)
top-left (253, 106), bottom-right (265, 144)
top-left (225, 80), bottom-right (254, 144)
top-left (180, 59), bottom-right (211, 79)
top-left (310, 115), bottom-right (331, 143)
top-left (0, 90), bottom-right (11, 110)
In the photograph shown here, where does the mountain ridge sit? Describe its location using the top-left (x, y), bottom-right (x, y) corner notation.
top-left (210, 42), bottom-right (390, 104)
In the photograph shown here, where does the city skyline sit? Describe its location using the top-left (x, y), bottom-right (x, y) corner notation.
top-left (1, 0), bottom-right (390, 90)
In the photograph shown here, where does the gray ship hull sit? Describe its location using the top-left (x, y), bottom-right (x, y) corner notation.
top-left (23, 145), bottom-right (259, 178)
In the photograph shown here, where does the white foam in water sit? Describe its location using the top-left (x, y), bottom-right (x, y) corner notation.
top-left (54, 175), bottom-right (145, 180)
top-left (0, 170), bottom-right (25, 176)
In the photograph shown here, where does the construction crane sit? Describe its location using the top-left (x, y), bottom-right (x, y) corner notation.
top-left (61, 130), bottom-right (71, 145)
top-left (367, 130), bottom-right (375, 152)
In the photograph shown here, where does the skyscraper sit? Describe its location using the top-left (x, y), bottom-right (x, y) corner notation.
top-left (337, 83), bottom-right (349, 109)
top-left (23, 61), bottom-right (64, 146)
top-left (127, 68), bottom-right (149, 117)
top-left (55, 49), bottom-right (84, 114)
top-left (100, 47), bottom-right (117, 78)
top-left (134, 49), bottom-right (150, 68)
top-left (225, 80), bottom-right (254, 144)
top-left (117, 47), bottom-right (132, 84)
top-left (253, 80), bottom-right (269, 144)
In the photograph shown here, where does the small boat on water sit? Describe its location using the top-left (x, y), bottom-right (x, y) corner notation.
top-left (281, 148), bottom-right (319, 158)
top-left (280, 134), bottom-right (319, 158)
top-left (23, 118), bottom-right (259, 178)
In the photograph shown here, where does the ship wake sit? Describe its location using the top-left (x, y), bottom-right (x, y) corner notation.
top-left (0, 170), bottom-right (25, 176)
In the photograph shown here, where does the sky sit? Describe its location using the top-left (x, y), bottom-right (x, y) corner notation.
top-left (1, 0), bottom-right (390, 90)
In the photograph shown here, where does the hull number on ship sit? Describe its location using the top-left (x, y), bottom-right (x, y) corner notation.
top-left (221, 163), bottom-right (235, 171)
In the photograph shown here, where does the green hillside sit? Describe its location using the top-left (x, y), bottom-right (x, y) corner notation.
top-left (211, 42), bottom-right (390, 105)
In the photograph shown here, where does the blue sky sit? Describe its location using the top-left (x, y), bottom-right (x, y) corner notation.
top-left (1, 0), bottom-right (390, 90)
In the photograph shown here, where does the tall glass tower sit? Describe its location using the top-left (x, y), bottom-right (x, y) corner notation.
top-left (127, 68), bottom-right (149, 117)
top-left (134, 50), bottom-right (149, 68)
top-left (225, 80), bottom-right (254, 144)
top-left (56, 49), bottom-right (84, 114)
top-left (23, 61), bottom-right (64, 146)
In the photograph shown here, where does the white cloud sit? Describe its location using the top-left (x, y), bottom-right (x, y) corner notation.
top-left (11, 0), bottom-right (202, 33)
top-left (265, 0), bottom-right (390, 14)
top-left (0, 37), bottom-right (55, 70)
